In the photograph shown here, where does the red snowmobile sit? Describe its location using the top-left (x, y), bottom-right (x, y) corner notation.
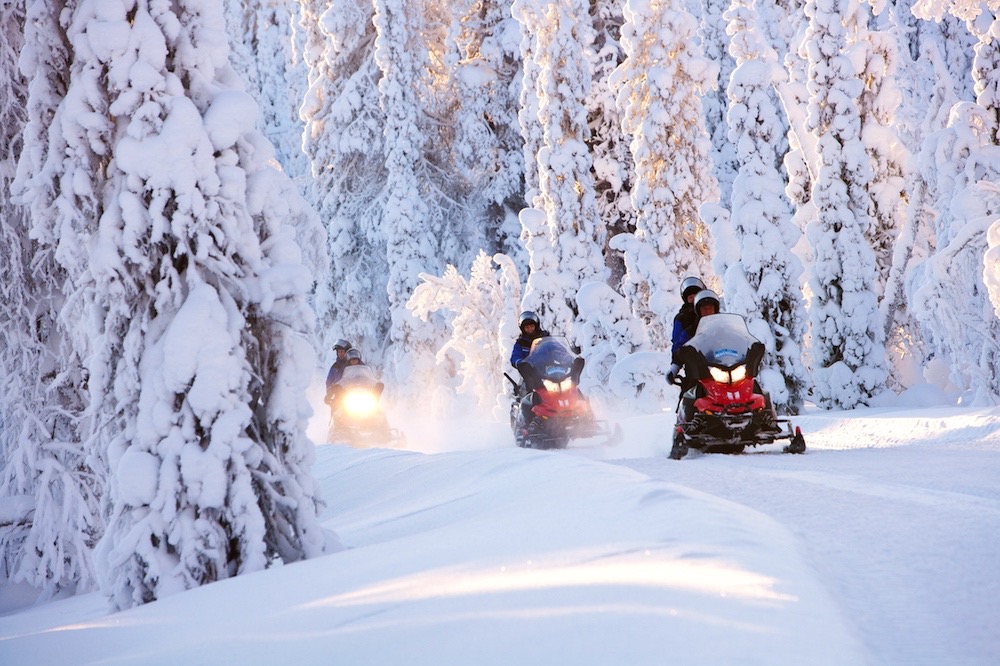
top-left (670, 313), bottom-right (806, 459)
top-left (507, 337), bottom-right (620, 450)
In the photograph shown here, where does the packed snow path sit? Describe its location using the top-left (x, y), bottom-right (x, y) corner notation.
top-left (1, 405), bottom-right (997, 665)
top-left (395, 403), bottom-right (1000, 665)
top-left (618, 408), bottom-right (1000, 664)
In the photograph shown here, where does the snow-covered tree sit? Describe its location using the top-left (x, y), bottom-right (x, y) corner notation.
top-left (859, 25), bottom-right (910, 291)
top-left (722, 0), bottom-right (810, 414)
top-left (18, 0), bottom-right (329, 609)
top-left (300, 0), bottom-right (391, 357)
top-left (227, 0), bottom-right (312, 181)
top-left (702, 0), bottom-right (739, 205)
top-left (374, 0), bottom-right (446, 387)
top-left (2, 0), bottom-right (102, 598)
top-left (516, 3), bottom-right (544, 208)
top-left (408, 252), bottom-right (523, 417)
top-left (610, 0), bottom-right (720, 347)
top-left (573, 281), bottom-right (648, 400)
top-left (776, 0), bottom-right (817, 211)
top-left (907, 103), bottom-right (1000, 402)
top-left (587, 0), bottom-right (634, 283)
top-left (804, 0), bottom-right (889, 408)
top-left (449, 0), bottom-right (527, 268)
top-left (513, 0), bottom-right (609, 338)
top-left (883, 2), bottom-right (972, 152)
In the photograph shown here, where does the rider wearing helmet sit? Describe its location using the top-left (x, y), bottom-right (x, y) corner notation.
top-left (693, 289), bottom-right (721, 320)
top-left (510, 311), bottom-right (549, 367)
top-left (668, 278), bottom-right (706, 385)
top-left (671, 277), bottom-right (706, 361)
top-left (671, 288), bottom-right (724, 390)
top-left (345, 349), bottom-right (364, 366)
top-left (325, 339), bottom-right (352, 399)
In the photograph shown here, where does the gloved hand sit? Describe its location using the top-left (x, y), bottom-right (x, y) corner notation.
top-left (666, 363), bottom-right (680, 385)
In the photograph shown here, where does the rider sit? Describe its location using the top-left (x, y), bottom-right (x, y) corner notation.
top-left (671, 277), bottom-right (706, 362)
top-left (667, 278), bottom-right (706, 386)
top-left (345, 349), bottom-right (364, 366)
top-left (693, 289), bottom-right (721, 320)
top-left (510, 311), bottom-right (548, 367)
top-left (327, 348), bottom-right (381, 409)
top-left (668, 289), bottom-right (722, 390)
top-left (326, 339), bottom-right (352, 399)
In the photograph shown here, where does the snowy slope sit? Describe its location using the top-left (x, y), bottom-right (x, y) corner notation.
top-left (1, 401), bottom-right (998, 665)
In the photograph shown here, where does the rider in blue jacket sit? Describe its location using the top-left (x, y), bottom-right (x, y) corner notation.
top-left (510, 311), bottom-right (548, 367)
top-left (325, 339), bottom-right (352, 398)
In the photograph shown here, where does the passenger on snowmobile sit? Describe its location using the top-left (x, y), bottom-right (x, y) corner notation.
top-left (325, 339), bottom-right (352, 399)
top-left (671, 277), bottom-right (706, 362)
top-left (668, 289), bottom-right (721, 391)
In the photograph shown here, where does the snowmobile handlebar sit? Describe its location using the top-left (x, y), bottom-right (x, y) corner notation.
top-left (504, 373), bottom-right (519, 389)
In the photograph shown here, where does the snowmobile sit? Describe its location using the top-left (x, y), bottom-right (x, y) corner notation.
top-left (327, 365), bottom-right (404, 448)
top-left (506, 336), bottom-right (622, 450)
top-left (669, 313), bottom-right (806, 459)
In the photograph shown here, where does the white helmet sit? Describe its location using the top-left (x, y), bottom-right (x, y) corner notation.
top-left (680, 276), bottom-right (706, 301)
top-left (694, 289), bottom-right (721, 314)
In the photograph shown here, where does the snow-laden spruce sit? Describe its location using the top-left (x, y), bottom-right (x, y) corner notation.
top-left (223, 0), bottom-right (312, 181)
top-left (513, 0), bottom-right (609, 340)
top-left (374, 0), bottom-right (447, 389)
top-left (448, 0), bottom-right (527, 273)
top-left (719, 0), bottom-right (809, 414)
top-left (408, 252), bottom-right (523, 418)
top-left (587, 0), bottom-right (635, 284)
top-left (610, 0), bottom-right (720, 348)
top-left (803, 0), bottom-right (889, 409)
top-left (908, 103), bottom-right (1000, 404)
top-left (300, 0), bottom-right (391, 358)
top-left (16, 0), bottom-right (328, 609)
top-left (2, 0), bottom-right (102, 598)
top-left (701, 0), bottom-right (738, 206)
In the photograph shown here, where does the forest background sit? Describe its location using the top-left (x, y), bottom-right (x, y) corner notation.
top-left (1, 0), bottom-right (999, 609)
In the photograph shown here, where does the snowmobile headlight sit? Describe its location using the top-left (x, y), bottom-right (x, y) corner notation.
top-left (729, 364), bottom-right (747, 383)
top-left (343, 390), bottom-right (379, 416)
top-left (709, 366), bottom-right (730, 383)
top-left (542, 378), bottom-right (575, 393)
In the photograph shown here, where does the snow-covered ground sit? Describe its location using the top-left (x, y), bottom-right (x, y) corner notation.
top-left (2, 392), bottom-right (999, 665)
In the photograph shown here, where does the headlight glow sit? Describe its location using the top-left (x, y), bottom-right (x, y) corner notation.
top-left (708, 365), bottom-right (748, 384)
top-left (709, 367), bottom-right (730, 383)
top-left (542, 378), bottom-right (575, 393)
top-left (343, 390), bottom-right (379, 416)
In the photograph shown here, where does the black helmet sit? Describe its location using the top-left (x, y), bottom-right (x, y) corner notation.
top-left (694, 289), bottom-right (721, 314)
top-left (333, 339), bottom-right (351, 351)
top-left (518, 311), bottom-right (540, 332)
top-left (345, 349), bottom-right (362, 362)
top-left (680, 276), bottom-right (706, 301)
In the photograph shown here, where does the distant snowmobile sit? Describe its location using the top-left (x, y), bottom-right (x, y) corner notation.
top-left (670, 313), bottom-right (806, 459)
top-left (507, 336), bottom-right (621, 450)
top-left (327, 365), bottom-right (404, 448)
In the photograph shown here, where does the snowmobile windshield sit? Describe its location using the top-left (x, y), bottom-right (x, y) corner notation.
top-left (685, 313), bottom-right (759, 368)
top-left (524, 337), bottom-right (576, 381)
top-left (340, 364), bottom-right (379, 387)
